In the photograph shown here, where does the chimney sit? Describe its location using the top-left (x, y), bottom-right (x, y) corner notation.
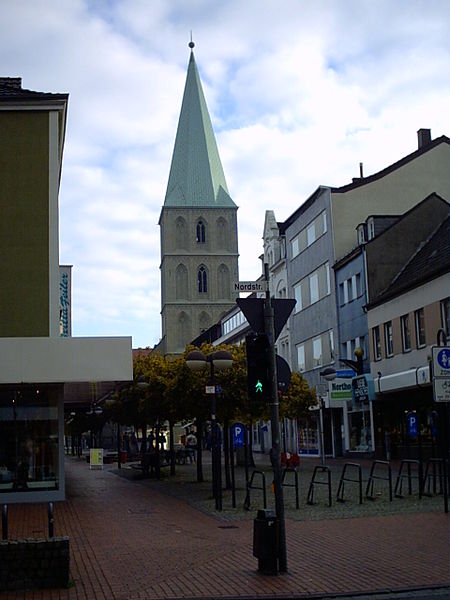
top-left (417, 128), bottom-right (431, 149)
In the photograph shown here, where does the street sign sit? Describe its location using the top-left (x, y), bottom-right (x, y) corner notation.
top-left (205, 385), bottom-right (215, 394)
top-left (328, 378), bottom-right (353, 407)
top-left (237, 298), bottom-right (296, 340)
top-left (433, 378), bottom-right (450, 403)
top-left (432, 346), bottom-right (450, 377)
top-left (336, 369), bottom-right (356, 379)
top-left (233, 281), bottom-right (268, 293)
top-left (406, 412), bottom-right (418, 438)
top-left (431, 346), bottom-right (450, 403)
top-left (351, 374), bottom-right (375, 406)
top-left (232, 422), bottom-right (245, 447)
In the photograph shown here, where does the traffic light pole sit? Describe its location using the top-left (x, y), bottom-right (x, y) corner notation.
top-left (264, 263), bottom-right (287, 573)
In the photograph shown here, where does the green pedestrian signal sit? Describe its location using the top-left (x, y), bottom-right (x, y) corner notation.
top-left (246, 333), bottom-right (270, 409)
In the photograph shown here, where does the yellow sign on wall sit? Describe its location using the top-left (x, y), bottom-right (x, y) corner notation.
top-left (89, 448), bottom-right (103, 469)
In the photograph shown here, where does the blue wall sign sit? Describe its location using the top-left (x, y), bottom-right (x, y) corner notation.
top-left (232, 422), bottom-right (245, 448)
top-left (406, 412), bottom-right (418, 438)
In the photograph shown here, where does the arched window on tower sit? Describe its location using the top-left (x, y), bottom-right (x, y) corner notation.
top-left (196, 220), bottom-right (206, 244)
top-left (198, 266), bottom-right (207, 293)
top-left (216, 217), bottom-right (228, 250)
top-left (217, 264), bottom-right (230, 299)
top-left (175, 217), bottom-right (187, 249)
top-left (175, 264), bottom-right (188, 299)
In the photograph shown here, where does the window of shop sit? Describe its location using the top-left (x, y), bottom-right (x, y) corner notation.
top-left (297, 415), bottom-right (319, 455)
top-left (384, 321), bottom-right (393, 357)
top-left (0, 387), bottom-right (60, 493)
top-left (348, 408), bottom-right (372, 452)
top-left (414, 308), bottom-right (426, 347)
top-left (401, 313), bottom-right (411, 352)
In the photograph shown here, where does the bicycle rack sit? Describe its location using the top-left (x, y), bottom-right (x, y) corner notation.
top-left (421, 458), bottom-right (444, 496)
top-left (243, 470), bottom-right (267, 510)
top-left (307, 466), bottom-right (332, 507)
top-left (394, 459), bottom-right (422, 499)
top-left (282, 467), bottom-right (299, 509)
top-left (366, 460), bottom-right (392, 501)
top-left (336, 462), bottom-right (363, 504)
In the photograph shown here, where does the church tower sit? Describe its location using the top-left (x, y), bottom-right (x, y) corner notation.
top-left (159, 43), bottom-right (239, 355)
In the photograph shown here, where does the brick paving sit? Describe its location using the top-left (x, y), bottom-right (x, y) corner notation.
top-left (0, 455), bottom-right (449, 600)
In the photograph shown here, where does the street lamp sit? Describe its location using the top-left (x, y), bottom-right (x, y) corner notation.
top-left (186, 348), bottom-right (233, 511)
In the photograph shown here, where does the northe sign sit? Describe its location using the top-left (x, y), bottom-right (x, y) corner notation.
top-left (234, 281), bottom-right (268, 293)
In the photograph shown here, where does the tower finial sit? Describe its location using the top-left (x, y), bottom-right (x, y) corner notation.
top-left (188, 31), bottom-right (195, 49)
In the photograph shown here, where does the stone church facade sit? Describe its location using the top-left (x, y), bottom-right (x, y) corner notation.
top-left (158, 45), bottom-right (239, 355)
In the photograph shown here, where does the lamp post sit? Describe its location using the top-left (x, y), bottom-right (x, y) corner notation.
top-left (186, 349), bottom-right (233, 511)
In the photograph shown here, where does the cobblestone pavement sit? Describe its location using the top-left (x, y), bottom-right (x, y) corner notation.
top-left (0, 454), bottom-right (448, 600)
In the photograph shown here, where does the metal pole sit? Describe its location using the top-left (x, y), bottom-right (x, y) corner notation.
top-left (210, 361), bottom-right (221, 510)
top-left (2, 504), bottom-right (7, 540)
top-left (319, 398), bottom-right (326, 466)
top-left (264, 263), bottom-right (287, 573)
top-left (48, 502), bottom-right (54, 538)
top-left (117, 422), bottom-right (121, 469)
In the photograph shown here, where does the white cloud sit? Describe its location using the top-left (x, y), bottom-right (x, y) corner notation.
top-left (1, 0), bottom-right (449, 347)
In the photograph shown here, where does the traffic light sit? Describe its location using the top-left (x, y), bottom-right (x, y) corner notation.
top-left (246, 333), bottom-right (270, 407)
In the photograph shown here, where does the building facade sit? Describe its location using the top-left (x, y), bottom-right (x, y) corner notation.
top-left (0, 78), bottom-right (132, 503)
top-left (158, 45), bottom-right (239, 355)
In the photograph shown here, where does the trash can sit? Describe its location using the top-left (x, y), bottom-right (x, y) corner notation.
top-left (253, 509), bottom-right (279, 575)
top-left (120, 450), bottom-right (127, 464)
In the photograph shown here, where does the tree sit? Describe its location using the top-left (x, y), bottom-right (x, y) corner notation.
top-left (279, 371), bottom-right (316, 422)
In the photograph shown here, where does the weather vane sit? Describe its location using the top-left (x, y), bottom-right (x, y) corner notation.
top-left (189, 30), bottom-right (195, 49)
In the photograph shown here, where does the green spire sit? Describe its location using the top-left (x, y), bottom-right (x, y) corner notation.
top-left (164, 46), bottom-right (236, 208)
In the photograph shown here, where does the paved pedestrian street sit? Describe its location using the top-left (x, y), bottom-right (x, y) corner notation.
top-left (0, 455), bottom-right (449, 600)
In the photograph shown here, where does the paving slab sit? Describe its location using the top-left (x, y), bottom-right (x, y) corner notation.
top-left (0, 455), bottom-right (448, 600)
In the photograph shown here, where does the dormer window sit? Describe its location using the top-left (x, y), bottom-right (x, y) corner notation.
top-left (196, 220), bottom-right (206, 243)
top-left (357, 224), bottom-right (366, 245)
top-left (367, 218), bottom-right (375, 241)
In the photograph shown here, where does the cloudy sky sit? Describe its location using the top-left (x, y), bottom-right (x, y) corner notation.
top-left (2, 0), bottom-right (449, 348)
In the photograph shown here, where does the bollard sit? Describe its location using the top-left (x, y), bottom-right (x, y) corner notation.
top-left (253, 509), bottom-right (279, 575)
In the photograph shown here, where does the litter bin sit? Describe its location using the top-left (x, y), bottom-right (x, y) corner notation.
top-left (120, 450), bottom-right (127, 464)
top-left (253, 509), bottom-right (279, 575)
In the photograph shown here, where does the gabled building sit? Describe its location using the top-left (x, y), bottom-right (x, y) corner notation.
top-left (366, 194), bottom-right (449, 458)
top-left (158, 44), bottom-right (239, 355)
top-left (266, 129), bottom-right (449, 457)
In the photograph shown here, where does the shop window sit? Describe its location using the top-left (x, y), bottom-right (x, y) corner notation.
top-left (401, 314), bottom-right (411, 352)
top-left (348, 409), bottom-right (372, 452)
top-left (372, 326), bottom-right (381, 360)
top-left (415, 308), bottom-right (426, 348)
top-left (384, 321), bottom-right (393, 357)
top-left (0, 388), bottom-right (59, 493)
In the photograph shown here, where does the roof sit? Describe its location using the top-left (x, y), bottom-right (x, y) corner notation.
top-left (0, 77), bottom-right (68, 104)
top-left (381, 215), bottom-right (450, 300)
top-left (331, 135), bottom-right (449, 194)
top-left (163, 50), bottom-right (236, 209)
top-left (279, 135), bottom-right (449, 233)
